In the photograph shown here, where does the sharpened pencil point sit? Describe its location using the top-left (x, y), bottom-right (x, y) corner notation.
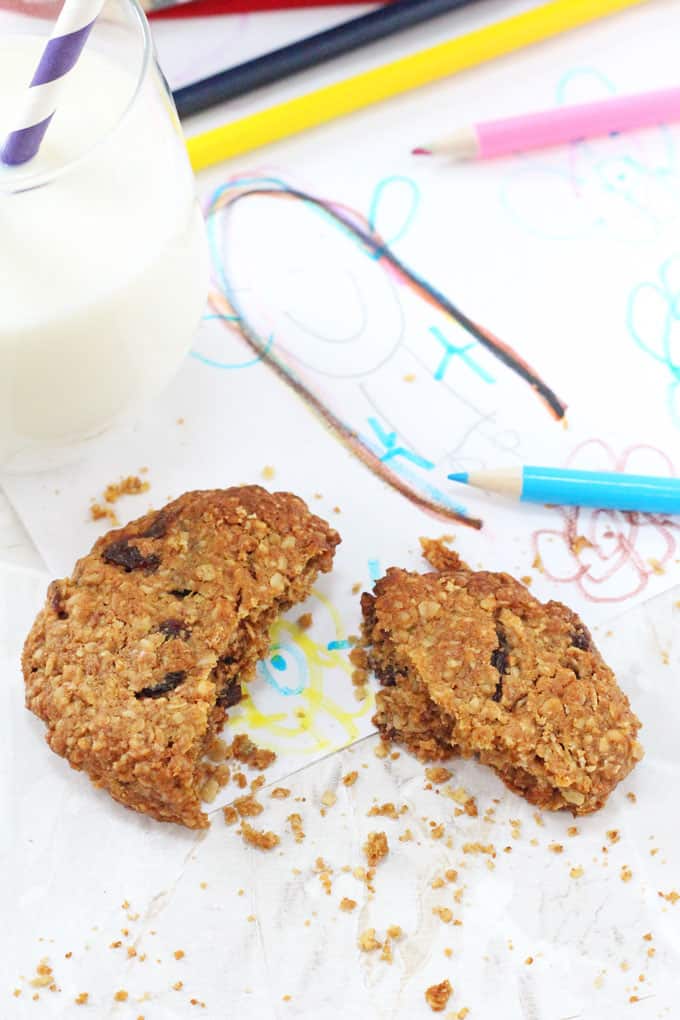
top-left (448, 472), bottom-right (469, 484)
top-left (411, 147), bottom-right (431, 155)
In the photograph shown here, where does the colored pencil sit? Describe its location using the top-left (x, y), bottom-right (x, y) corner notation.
top-left (185, 0), bottom-right (649, 172)
top-left (174, 0), bottom-right (484, 118)
top-left (448, 466), bottom-right (680, 514)
top-left (149, 0), bottom-right (389, 20)
top-left (413, 86), bottom-right (680, 160)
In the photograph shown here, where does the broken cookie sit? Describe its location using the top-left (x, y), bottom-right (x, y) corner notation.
top-left (23, 487), bottom-right (340, 828)
top-left (361, 540), bottom-right (642, 814)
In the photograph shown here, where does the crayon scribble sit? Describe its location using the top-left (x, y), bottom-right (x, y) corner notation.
top-left (532, 440), bottom-right (679, 603)
top-left (229, 588), bottom-right (372, 755)
top-left (628, 254), bottom-right (680, 428)
top-left (198, 172), bottom-right (566, 529)
top-left (501, 69), bottom-right (680, 242)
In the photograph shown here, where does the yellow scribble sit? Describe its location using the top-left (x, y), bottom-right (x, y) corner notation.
top-left (231, 589), bottom-right (372, 754)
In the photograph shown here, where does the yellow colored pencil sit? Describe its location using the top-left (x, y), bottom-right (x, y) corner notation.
top-left (186, 0), bottom-right (648, 172)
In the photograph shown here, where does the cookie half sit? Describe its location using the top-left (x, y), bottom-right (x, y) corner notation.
top-left (23, 487), bottom-right (340, 828)
top-left (361, 540), bottom-right (642, 814)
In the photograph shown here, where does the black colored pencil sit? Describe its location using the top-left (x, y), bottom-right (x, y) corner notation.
top-left (173, 0), bottom-right (486, 119)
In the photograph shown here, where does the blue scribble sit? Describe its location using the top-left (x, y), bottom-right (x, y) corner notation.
top-left (360, 428), bottom-right (471, 520)
top-left (368, 175), bottom-right (420, 259)
top-left (429, 326), bottom-right (495, 384)
top-left (628, 254), bottom-right (680, 427)
top-left (327, 639), bottom-right (351, 651)
top-left (191, 317), bottom-right (274, 370)
top-left (259, 642), bottom-right (307, 696)
top-left (368, 559), bottom-right (382, 583)
top-left (499, 68), bottom-right (680, 243)
top-left (367, 417), bottom-right (435, 470)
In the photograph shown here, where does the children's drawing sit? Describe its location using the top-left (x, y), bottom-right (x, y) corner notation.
top-left (500, 69), bottom-right (680, 242)
top-left (532, 440), bottom-right (678, 603)
top-left (628, 254), bottom-right (680, 428)
top-left (195, 172), bottom-right (566, 528)
top-left (228, 589), bottom-right (373, 756)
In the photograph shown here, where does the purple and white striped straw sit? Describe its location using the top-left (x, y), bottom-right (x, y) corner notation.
top-left (1, 0), bottom-right (106, 166)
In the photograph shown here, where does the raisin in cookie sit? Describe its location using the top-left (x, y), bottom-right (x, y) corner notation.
top-left (23, 487), bottom-right (340, 828)
top-left (361, 540), bottom-right (642, 814)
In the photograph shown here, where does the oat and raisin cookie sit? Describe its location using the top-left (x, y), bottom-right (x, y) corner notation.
top-left (361, 540), bottom-right (642, 814)
top-left (23, 487), bottom-right (339, 828)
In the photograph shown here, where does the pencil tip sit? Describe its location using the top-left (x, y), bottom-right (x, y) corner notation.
top-left (448, 472), bottom-right (469, 484)
top-left (411, 147), bottom-right (431, 156)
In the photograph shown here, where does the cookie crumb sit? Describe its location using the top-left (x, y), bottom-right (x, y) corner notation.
top-left (403, 373), bottom-right (416, 382)
top-left (114, 990), bottom-right (129, 1002)
top-left (548, 843), bottom-right (564, 854)
top-left (261, 466), bottom-right (276, 480)
top-left (433, 907), bottom-right (453, 924)
top-left (570, 866), bottom-right (584, 879)
top-left (658, 890), bottom-right (680, 904)
top-left (364, 831), bottom-right (389, 867)
top-left (342, 771), bottom-right (358, 787)
top-left (75, 993), bottom-right (89, 1005)
top-left (367, 802), bottom-right (399, 819)
top-left (321, 791), bottom-right (337, 808)
top-left (234, 795), bottom-right (264, 818)
top-left (358, 928), bottom-right (382, 952)
top-left (173, 950), bottom-right (185, 960)
top-left (104, 475), bottom-right (150, 504)
top-left (462, 842), bottom-right (495, 857)
top-left (626, 792), bottom-right (637, 804)
top-left (567, 826), bottom-right (579, 837)
top-left (271, 787), bottom-right (290, 799)
top-left (340, 898), bottom-right (357, 912)
top-left (352, 583), bottom-right (362, 595)
top-left (30, 960), bottom-right (54, 988)
top-left (425, 767), bottom-right (452, 784)
top-left (287, 813), bottom-right (305, 843)
top-left (232, 734), bottom-right (276, 771)
top-left (425, 979), bottom-right (452, 1012)
top-left (223, 806), bottom-right (238, 825)
top-left (314, 857), bottom-right (333, 895)
top-left (90, 503), bottom-right (119, 525)
top-left (620, 866), bottom-right (633, 883)
top-left (240, 821), bottom-right (280, 851)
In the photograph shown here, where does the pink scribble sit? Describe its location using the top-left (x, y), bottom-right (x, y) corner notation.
top-left (532, 439), bottom-right (679, 603)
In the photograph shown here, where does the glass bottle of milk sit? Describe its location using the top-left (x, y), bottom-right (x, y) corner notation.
top-left (0, 0), bottom-right (209, 471)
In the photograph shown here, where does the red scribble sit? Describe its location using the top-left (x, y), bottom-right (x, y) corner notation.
top-left (533, 440), bottom-right (679, 603)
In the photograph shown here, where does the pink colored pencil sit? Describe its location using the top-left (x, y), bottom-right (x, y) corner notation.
top-left (413, 86), bottom-right (680, 160)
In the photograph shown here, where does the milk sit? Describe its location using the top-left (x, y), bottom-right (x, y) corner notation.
top-left (0, 36), bottom-right (209, 470)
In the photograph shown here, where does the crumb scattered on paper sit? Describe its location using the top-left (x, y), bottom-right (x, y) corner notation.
top-left (104, 475), bottom-right (150, 503)
top-left (425, 979), bottom-right (452, 1012)
top-left (89, 503), bottom-right (118, 525)
top-left (364, 831), bottom-right (389, 867)
top-left (240, 821), bottom-right (280, 851)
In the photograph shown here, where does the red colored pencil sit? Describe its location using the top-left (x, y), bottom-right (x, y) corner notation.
top-left (149, 0), bottom-right (386, 19)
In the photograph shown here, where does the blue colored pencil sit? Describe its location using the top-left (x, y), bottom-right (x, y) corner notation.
top-left (448, 466), bottom-right (680, 514)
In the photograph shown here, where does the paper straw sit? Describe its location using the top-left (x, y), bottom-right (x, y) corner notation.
top-left (1, 0), bottom-right (106, 166)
